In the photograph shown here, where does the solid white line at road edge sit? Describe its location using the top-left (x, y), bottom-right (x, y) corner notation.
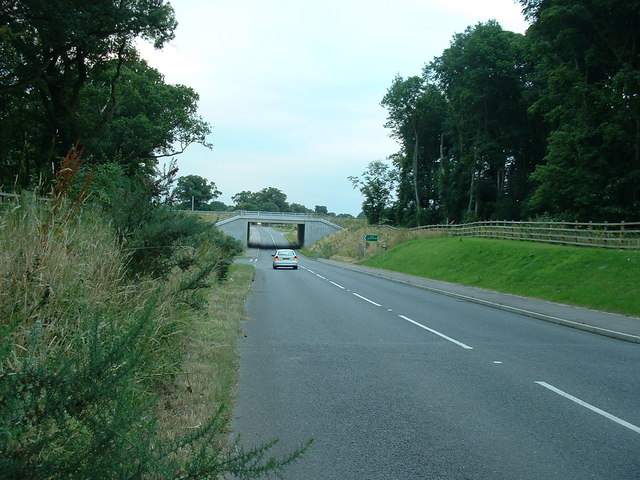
top-left (535, 381), bottom-right (640, 434)
top-left (398, 315), bottom-right (473, 349)
top-left (352, 293), bottom-right (382, 307)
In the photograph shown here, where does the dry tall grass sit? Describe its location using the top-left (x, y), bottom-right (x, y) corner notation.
top-left (1, 194), bottom-right (308, 477)
top-left (156, 264), bottom-right (254, 444)
top-left (303, 223), bottom-right (441, 262)
top-left (0, 194), bottom-right (195, 477)
top-left (0, 194), bottom-right (182, 374)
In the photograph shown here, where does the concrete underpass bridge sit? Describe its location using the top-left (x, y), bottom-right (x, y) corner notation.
top-left (215, 211), bottom-right (343, 248)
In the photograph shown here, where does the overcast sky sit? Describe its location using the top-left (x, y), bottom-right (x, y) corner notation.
top-left (139, 0), bottom-right (529, 215)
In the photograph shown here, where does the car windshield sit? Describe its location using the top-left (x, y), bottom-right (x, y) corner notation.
top-left (277, 250), bottom-right (295, 256)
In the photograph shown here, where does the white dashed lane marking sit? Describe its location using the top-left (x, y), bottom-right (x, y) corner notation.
top-left (536, 381), bottom-right (640, 434)
top-left (300, 265), bottom-right (473, 349)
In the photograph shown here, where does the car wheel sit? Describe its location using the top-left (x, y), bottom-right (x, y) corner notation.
top-left (293, 266), bottom-right (298, 270)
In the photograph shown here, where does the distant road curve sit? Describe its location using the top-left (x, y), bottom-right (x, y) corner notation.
top-left (249, 225), bottom-right (293, 249)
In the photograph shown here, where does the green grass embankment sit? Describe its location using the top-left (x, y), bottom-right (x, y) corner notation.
top-left (361, 237), bottom-right (640, 317)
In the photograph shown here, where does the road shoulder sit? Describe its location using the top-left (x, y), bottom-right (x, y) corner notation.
top-left (316, 258), bottom-right (640, 344)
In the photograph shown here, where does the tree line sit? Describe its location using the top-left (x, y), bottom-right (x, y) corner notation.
top-left (172, 174), bottom-right (352, 217)
top-left (0, 0), bottom-right (243, 281)
top-left (0, 0), bottom-right (209, 192)
top-left (352, 0), bottom-right (640, 226)
top-left (0, 2), bottom-right (350, 219)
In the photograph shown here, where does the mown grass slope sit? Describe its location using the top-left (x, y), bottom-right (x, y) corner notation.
top-left (302, 223), bottom-right (640, 317)
top-left (362, 237), bottom-right (640, 317)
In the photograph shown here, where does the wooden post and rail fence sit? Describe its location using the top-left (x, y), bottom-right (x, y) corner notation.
top-left (410, 220), bottom-right (640, 250)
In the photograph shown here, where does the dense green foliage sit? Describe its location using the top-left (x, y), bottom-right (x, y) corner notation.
top-left (348, 160), bottom-right (397, 224)
top-left (0, 192), bottom-right (306, 479)
top-left (0, 0), bottom-right (210, 189)
top-left (363, 237), bottom-right (640, 317)
top-left (231, 187), bottom-right (298, 212)
top-left (524, 0), bottom-right (640, 221)
top-left (366, 0), bottom-right (639, 226)
top-left (169, 177), bottom-right (341, 214)
top-left (173, 174), bottom-right (222, 211)
top-left (229, 187), bottom-right (341, 214)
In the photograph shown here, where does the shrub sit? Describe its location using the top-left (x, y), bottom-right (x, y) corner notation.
top-left (0, 195), bottom-right (166, 478)
top-left (84, 162), bottom-right (242, 280)
top-left (0, 194), bottom-right (305, 479)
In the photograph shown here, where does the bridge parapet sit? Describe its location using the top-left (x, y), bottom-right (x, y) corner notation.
top-left (232, 210), bottom-right (330, 220)
top-left (215, 211), bottom-right (342, 247)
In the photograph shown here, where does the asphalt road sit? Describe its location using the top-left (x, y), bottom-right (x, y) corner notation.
top-left (232, 227), bottom-right (640, 479)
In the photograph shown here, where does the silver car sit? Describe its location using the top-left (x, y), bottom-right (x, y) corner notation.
top-left (272, 249), bottom-right (299, 269)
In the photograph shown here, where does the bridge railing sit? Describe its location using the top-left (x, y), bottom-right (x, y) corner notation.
top-left (198, 210), bottom-right (346, 229)
top-left (187, 210), bottom-right (332, 219)
top-left (234, 210), bottom-right (328, 219)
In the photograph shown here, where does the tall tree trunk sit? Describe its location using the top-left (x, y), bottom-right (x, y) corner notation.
top-left (636, 116), bottom-right (640, 204)
top-left (467, 170), bottom-right (475, 213)
top-left (412, 125), bottom-right (420, 225)
top-left (467, 147), bottom-right (478, 214)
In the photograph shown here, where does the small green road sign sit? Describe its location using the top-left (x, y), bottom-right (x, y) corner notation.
top-left (363, 234), bottom-right (378, 242)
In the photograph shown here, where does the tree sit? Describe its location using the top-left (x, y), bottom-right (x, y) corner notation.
top-left (79, 56), bottom-right (212, 174)
top-left (255, 187), bottom-right (288, 212)
top-left (290, 203), bottom-right (312, 213)
top-left (231, 190), bottom-right (259, 211)
top-left (174, 175), bottom-right (221, 210)
top-left (381, 75), bottom-right (451, 226)
top-left (209, 200), bottom-right (229, 211)
top-left (521, 0), bottom-right (640, 221)
top-left (428, 21), bottom-right (533, 221)
top-left (381, 76), bottom-right (426, 225)
top-left (314, 205), bottom-right (328, 214)
top-left (0, 0), bottom-right (177, 184)
top-left (348, 160), bottom-right (397, 224)
top-left (231, 187), bottom-right (290, 211)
